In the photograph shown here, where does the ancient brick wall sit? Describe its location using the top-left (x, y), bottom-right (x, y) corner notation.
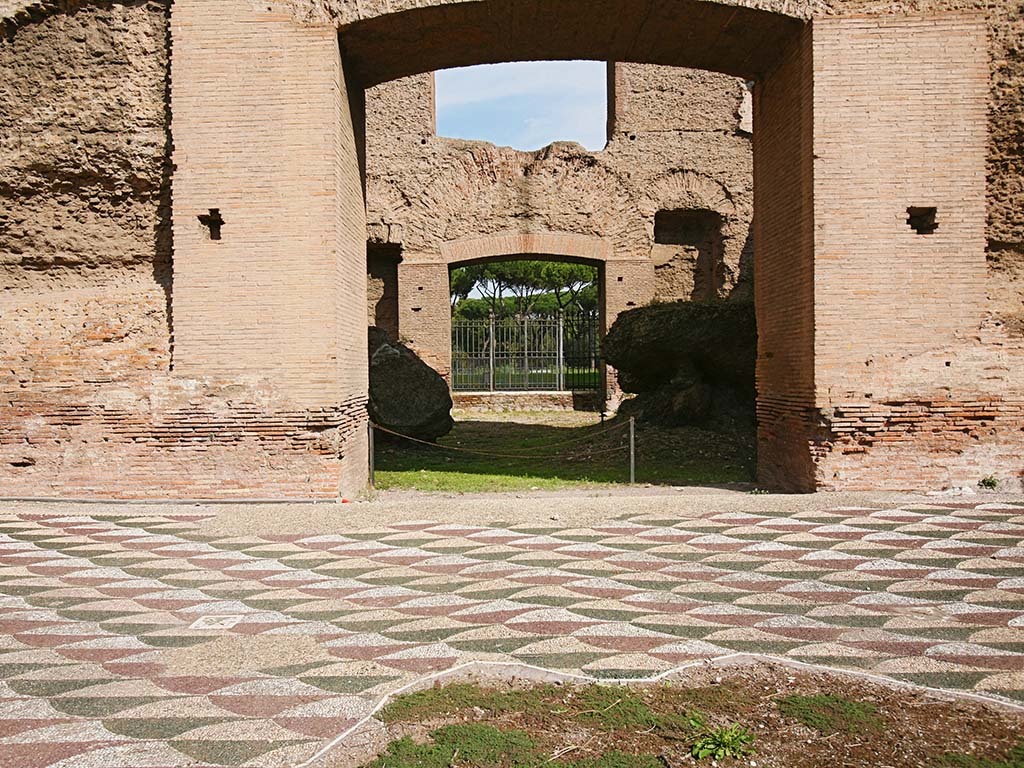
top-left (2, 0), bottom-right (1020, 496)
top-left (1, 0), bottom-right (368, 499)
top-left (807, 15), bottom-right (1024, 491)
top-left (364, 63), bottom-right (753, 401)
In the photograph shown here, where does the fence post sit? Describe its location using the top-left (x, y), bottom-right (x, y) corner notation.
top-left (629, 417), bottom-right (635, 485)
top-left (368, 422), bottom-right (375, 490)
top-left (557, 311), bottom-right (565, 391)
top-left (523, 315), bottom-right (529, 390)
top-left (488, 312), bottom-right (496, 392)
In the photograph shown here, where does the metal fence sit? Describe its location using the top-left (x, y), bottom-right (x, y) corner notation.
top-left (451, 312), bottom-right (601, 392)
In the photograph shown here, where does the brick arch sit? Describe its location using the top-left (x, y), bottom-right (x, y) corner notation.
top-left (440, 232), bottom-right (613, 266)
top-left (334, 0), bottom-right (805, 86)
top-left (163, 0), bottom-right (994, 498)
top-left (639, 170), bottom-right (740, 221)
top-left (386, 143), bottom-right (650, 261)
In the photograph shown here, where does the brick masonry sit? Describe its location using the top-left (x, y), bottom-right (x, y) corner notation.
top-left (1, 0), bottom-right (1021, 497)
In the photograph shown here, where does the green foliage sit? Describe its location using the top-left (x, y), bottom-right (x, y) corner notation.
top-left (937, 742), bottom-right (1024, 768)
top-left (450, 260), bottom-right (598, 318)
top-left (379, 683), bottom-right (555, 724)
top-left (375, 416), bottom-right (756, 493)
top-left (570, 686), bottom-right (703, 735)
top-left (365, 724), bottom-right (537, 768)
top-left (776, 694), bottom-right (881, 735)
top-left (690, 724), bottom-right (756, 761)
top-left (979, 475), bottom-right (1000, 490)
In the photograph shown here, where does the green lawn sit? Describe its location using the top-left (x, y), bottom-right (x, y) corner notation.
top-left (373, 413), bottom-right (755, 493)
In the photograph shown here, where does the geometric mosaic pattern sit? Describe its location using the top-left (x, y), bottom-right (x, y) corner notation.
top-left (0, 500), bottom-right (1022, 766)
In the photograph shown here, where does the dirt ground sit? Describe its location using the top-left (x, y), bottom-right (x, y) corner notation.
top-left (360, 663), bottom-right (1024, 768)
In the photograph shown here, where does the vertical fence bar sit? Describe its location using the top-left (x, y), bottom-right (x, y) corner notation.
top-left (368, 422), bottom-right (376, 490)
top-left (488, 312), bottom-right (496, 392)
top-left (523, 316), bottom-right (529, 390)
top-left (557, 312), bottom-right (565, 391)
top-left (629, 417), bottom-right (636, 485)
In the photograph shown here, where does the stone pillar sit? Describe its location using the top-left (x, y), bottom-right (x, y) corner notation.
top-left (170, 0), bottom-right (368, 497)
top-left (752, 25), bottom-right (817, 491)
top-left (397, 261), bottom-right (452, 378)
top-left (603, 260), bottom-right (656, 410)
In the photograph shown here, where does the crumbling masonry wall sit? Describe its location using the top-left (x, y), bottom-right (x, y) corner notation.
top-left (364, 64), bottom-right (754, 383)
top-left (1, 0), bottom-right (367, 499)
top-left (0, 0), bottom-right (1021, 496)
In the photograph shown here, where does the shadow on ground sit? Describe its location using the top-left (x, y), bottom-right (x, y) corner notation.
top-left (374, 417), bottom-right (755, 492)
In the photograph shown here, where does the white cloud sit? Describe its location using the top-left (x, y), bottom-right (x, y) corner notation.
top-left (435, 60), bottom-right (607, 109)
top-left (435, 60), bottom-right (608, 151)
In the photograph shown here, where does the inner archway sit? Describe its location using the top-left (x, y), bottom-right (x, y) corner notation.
top-left (167, 0), bottom-right (991, 495)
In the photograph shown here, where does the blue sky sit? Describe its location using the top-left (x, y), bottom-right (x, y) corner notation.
top-left (435, 61), bottom-right (608, 151)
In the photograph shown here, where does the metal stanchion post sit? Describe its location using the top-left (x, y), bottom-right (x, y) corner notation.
top-left (368, 422), bottom-right (375, 490)
top-left (629, 417), bottom-right (636, 485)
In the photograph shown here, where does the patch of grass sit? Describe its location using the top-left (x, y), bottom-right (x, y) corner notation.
top-left (380, 683), bottom-right (703, 738)
top-left (365, 724), bottom-right (537, 768)
top-left (375, 415), bottom-right (754, 493)
top-left (690, 723), bottom-right (757, 761)
top-left (569, 685), bottom-right (703, 734)
top-left (367, 727), bottom-right (664, 768)
top-left (979, 475), bottom-right (1000, 490)
top-left (378, 683), bottom-right (556, 724)
top-left (776, 693), bottom-right (882, 735)
top-left (938, 741), bottom-right (1024, 768)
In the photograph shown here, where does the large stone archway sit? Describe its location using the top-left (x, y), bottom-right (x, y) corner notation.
top-left (396, 231), bottom-right (652, 401)
top-left (166, 0), bottom-right (996, 495)
top-left (2, 0), bottom-right (1009, 500)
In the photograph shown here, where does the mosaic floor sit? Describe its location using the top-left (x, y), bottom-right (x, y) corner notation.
top-left (0, 500), bottom-right (1022, 766)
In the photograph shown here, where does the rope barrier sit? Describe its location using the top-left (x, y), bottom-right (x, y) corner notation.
top-left (369, 421), bottom-right (631, 460)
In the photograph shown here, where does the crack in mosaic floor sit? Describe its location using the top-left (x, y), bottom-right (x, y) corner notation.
top-left (0, 500), bottom-right (1022, 766)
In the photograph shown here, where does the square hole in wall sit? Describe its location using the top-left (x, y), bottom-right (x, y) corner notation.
top-left (907, 207), bottom-right (938, 235)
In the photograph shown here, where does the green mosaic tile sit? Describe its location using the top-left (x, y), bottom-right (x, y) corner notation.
top-left (513, 652), bottom-right (606, 669)
top-left (139, 635), bottom-right (212, 649)
top-left (632, 623), bottom-right (716, 639)
top-left (517, 595), bottom-right (581, 608)
top-left (382, 627), bottom-right (467, 643)
top-left (51, 696), bottom-right (173, 717)
top-left (172, 739), bottom-right (311, 767)
top-left (710, 640), bottom-right (802, 654)
top-left (263, 661), bottom-right (336, 677)
top-left (299, 675), bottom-right (399, 693)
top-left (59, 609), bottom-right (147, 623)
top-left (0, 663), bottom-right (71, 679)
top-left (241, 598), bottom-right (314, 611)
top-left (29, 596), bottom-right (94, 609)
top-left (377, 538), bottom-right (435, 548)
top-left (571, 608), bottom-right (650, 622)
top-left (103, 717), bottom-right (235, 739)
top-left (890, 672), bottom-right (991, 690)
top-left (448, 638), bottom-right (536, 654)
top-left (7, 679), bottom-right (109, 697)
top-left (332, 619), bottom-right (403, 633)
top-left (311, 567), bottom-right (377, 578)
top-left (410, 582), bottom-right (476, 594)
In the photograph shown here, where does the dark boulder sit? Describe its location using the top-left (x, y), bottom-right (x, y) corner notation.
top-left (603, 301), bottom-right (756, 428)
top-left (368, 327), bottom-right (454, 441)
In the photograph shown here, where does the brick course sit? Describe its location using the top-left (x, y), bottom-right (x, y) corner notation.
top-left (1, 0), bottom-right (1020, 497)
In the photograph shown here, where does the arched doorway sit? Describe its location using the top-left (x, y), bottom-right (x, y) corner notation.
top-left (168, 0), bottom-right (990, 495)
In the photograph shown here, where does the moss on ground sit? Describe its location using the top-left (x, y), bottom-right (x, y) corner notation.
top-left (776, 693), bottom-right (881, 734)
